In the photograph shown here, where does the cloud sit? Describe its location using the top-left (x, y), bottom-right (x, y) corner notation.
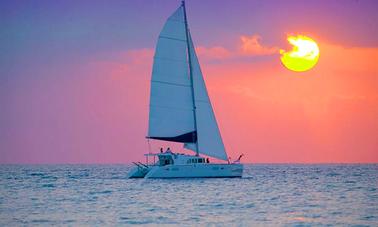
top-left (93, 35), bottom-right (278, 67)
top-left (239, 34), bottom-right (279, 56)
top-left (86, 48), bottom-right (154, 79)
top-left (195, 46), bottom-right (232, 60)
top-left (195, 34), bottom-right (279, 61)
top-left (123, 48), bottom-right (154, 64)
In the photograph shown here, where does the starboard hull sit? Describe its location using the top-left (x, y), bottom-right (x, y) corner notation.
top-left (131, 163), bottom-right (243, 179)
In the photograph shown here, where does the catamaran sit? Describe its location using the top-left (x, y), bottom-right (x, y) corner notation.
top-left (128, 1), bottom-right (243, 178)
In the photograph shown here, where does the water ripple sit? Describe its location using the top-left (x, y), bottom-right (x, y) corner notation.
top-left (0, 164), bottom-right (376, 226)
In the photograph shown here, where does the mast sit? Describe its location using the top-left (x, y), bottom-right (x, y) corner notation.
top-left (182, 0), bottom-right (199, 156)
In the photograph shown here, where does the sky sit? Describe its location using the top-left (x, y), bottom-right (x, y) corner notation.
top-left (1, 0), bottom-right (377, 164)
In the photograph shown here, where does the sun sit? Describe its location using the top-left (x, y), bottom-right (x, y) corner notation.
top-left (280, 35), bottom-right (320, 72)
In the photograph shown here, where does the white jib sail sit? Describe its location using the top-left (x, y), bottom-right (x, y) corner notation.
top-left (184, 33), bottom-right (228, 161)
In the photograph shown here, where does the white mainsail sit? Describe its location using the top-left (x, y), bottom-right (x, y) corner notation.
top-left (148, 6), bottom-right (196, 142)
top-left (148, 4), bottom-right (228, 161)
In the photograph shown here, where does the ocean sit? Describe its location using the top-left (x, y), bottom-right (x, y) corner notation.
top-left (0, 164), bottom-right (377, 226)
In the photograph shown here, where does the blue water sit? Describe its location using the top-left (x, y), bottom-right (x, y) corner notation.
top-left (0, 164), bottom-right (377, 226)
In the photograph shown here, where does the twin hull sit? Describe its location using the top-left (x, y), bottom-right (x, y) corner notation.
top-left (128, 163), bottom-right (243, 179)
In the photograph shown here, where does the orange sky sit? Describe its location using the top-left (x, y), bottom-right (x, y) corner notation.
top-left (90, 35), bottom-right (378, 163)
top-left (1, 0), bottom-right (377, 163)
top-left (201, 37), bottom-right (378, 162)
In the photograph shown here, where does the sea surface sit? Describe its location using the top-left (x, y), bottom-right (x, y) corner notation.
top-left (0, 164), bottom-right (377, 226)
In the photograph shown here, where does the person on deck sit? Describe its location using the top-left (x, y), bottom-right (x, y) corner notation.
top-left (160, 147), bottom-right (163, 153)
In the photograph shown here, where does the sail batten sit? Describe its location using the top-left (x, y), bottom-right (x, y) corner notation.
top-left (150, 105), bottom-right (193, 111)
top-left (159, 36), bottom-right (187, 42)
top-left (154, 57), bottom-right (187, 62)
top-left (152, 80), bottom-right (191, 87)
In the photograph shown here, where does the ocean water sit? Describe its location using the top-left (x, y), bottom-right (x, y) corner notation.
top-left (0, 164), bottom-right (377, 226)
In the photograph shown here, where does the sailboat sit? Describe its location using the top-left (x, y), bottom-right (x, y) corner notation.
top-left (128, 1), bottom-right (243, 178)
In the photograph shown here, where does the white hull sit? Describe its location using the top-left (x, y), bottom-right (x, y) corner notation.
top-left (128, 163), bottom-right (243, 179)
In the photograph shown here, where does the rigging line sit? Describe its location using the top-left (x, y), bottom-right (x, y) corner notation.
top-left (159, 36), bottom-right (186, 42)
top-left (151, 80), bottom-right (191, 87)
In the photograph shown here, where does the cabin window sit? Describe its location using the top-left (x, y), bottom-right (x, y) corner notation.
top-left (198, 159), bottom-right (203, 163)
top-left (193, 159), bottom-right (197, 163)
top-left (159, 156), bottom-right (173, 166)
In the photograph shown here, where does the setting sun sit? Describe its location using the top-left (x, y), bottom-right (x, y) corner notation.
top-left (280, 35), bottom-right (320, 72)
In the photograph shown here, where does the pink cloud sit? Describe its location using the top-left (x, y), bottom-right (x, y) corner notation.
top-left (195, 34), bottom-right (279, 62)
top-left (239, 34), bottom-right (279, 56)
top-left (123, 48), bottom-right (154, 64)
top-left (195, 46), bottom-right (232, 60)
